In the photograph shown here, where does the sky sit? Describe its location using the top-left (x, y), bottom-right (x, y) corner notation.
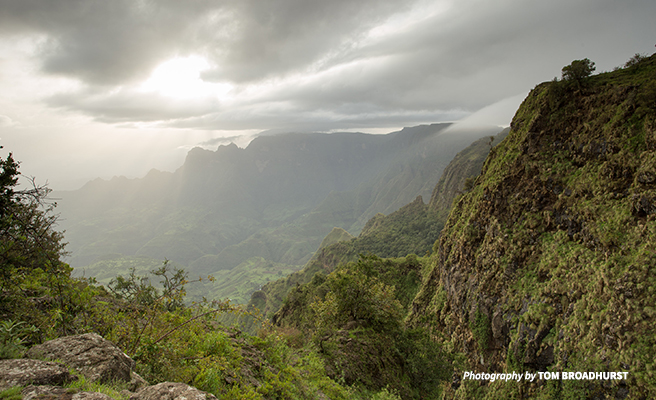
top-left (0, 0), bottom-right (654, 190)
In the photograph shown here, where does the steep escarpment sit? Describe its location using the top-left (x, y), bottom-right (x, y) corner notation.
top-left (429, 128), bottom-right (509, 219)
top-left (408, 55), bottom-right (656, 398)
top-left (248, 128), bottom-right (508, 319)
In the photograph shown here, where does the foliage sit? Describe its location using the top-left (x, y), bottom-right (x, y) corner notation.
top-left (273, 254), bottom-right (451, 399)
top-left (561, 58), bottom-right (596, 87)
top-left (409, 53), bottom-right (656, 399)
top-left (0, 151), bottom-right (90, 340)
top-left (249, 196), bottom-right (444, 321)
top-left (0, 387), bottom-right (22, 400)
top-left (107, 260), bottom-right (192, 311)
top-left (470, 308), bottom-right (491, 351)
top-left (311, 265), bottom-right (404, 333)
top-left (0, 150), bottom-right (407, 400)
top-left (65, 371), bottom-right (130, 400)
top-left (625, 53), bottom-right (647, 68)
top-left (0, 320), bottom-right (38, 359)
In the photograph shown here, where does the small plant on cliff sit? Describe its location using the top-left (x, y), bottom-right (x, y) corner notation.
top-left (470, 308), bottom-right (491, 351)
top-left (625, 53), bottom-right (647, 68)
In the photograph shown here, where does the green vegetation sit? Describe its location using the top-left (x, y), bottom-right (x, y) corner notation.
top-left (561, 58), bottom-right (596, 87)
top-left (65, 372), bottom-right (131, 400)
top-left (248, 129), bottom-right (508, 322)
top-left (56, 123), bottom-right (498, 307)
top-left (4, 53), bottom-right (655, 399)
top-left (409, 53), bottom-right (656, 399)
top-left (0, 387), bottom-right (22, 400)
top-left (245, 197), bottom-right (443, 321)
top-left (0, 150), bottom-right (410, 400)
top-left (0, 320), bottom-right (38, 359)
top-left (0, 150), bottom-right (83, 341)
top-left (274, 254), bottom-right (452, 399)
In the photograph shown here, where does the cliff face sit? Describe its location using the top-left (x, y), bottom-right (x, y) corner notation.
top-left (409, 55), bottom-right (656, 398)
top-left (428, 128), bottom-right (509, 218)
top-left (252, 128), bottom-right (508, 321)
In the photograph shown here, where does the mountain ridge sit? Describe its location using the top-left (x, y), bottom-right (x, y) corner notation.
top-left (54, 123), bottom-right (500, 302)
top-left (408, 53), bottom-right (656, 398)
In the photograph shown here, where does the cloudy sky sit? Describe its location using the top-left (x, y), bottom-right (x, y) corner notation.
top-left (0, 0), bottom-right (654, 189)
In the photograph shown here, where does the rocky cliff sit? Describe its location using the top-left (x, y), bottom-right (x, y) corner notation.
top-left (248, 128), bottom-right (508, 320)
top-left (408, 55), bottom-right (656, 398)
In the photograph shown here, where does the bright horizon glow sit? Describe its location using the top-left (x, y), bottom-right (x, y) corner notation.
top-left (139, 56), bottom-right (233, 100)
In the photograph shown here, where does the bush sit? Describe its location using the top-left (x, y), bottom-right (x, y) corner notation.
top-left (561, 58), bottom-right (596, 87)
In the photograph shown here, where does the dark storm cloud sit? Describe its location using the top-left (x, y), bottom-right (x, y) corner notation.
top-left (198, 0), bottom-right (408, 83)
top-left (277, 0), bottom-right (656, 113)
top-left (0, 0), bottom-right (408, 85)
top-left (1, 0), bottom-right (654, 130)
top-left (0, 0), bottom-right (220, 84)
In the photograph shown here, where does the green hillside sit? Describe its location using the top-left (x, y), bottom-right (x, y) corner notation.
top-left (250, 128), bottom-right (508, 319)
top-left (5, 52), bottom-right (653, 400)
top-left (408, 54), bottom-right (656, 398)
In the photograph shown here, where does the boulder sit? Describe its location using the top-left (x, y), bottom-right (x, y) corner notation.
top-left (21, 385), bottom-right (71, 400)
top-left (130, 382), bottom-right (218, 400)
top-left (0, 359), bottom-right (73, 391)
top-left (21, 385), bottom-right (115, 400)
top-left (26, 333), bottom-right (135, 385)
top-left (71, 392), bottom-right (115, 400)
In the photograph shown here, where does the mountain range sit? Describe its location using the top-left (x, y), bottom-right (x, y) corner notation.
top-left (54, 123), bottom-right (500, 302)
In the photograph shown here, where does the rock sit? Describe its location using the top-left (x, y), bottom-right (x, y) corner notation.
top-left (21, 385), bottom-right (115, 400)
top-left (128, 371), bottom-right (149, 392)
top-left (71, 392), bottom-right (115, 400)
top-left (26, 333), bottom-right (135, 385)
top-left (21, 385), bottom-right (72, 400)
top-left (131, 382), bottom-right (218, 400)
top-left (0, 359), bottom-right (73, 391)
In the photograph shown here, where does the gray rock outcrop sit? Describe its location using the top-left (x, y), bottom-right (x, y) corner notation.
top-left (21, 385), bottom-right (71, 400)
top-left (22, 385), bottom-right (115, 400)
top-left (3, 334), bottom-right (216, 400)
top-left (130, 382), bottom-right (218, 400)
top-left (0, 359), bottom-right (73, 391)
top-left (26, 333), bottom-right (135, 385)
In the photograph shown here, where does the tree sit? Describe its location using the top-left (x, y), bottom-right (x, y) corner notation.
top-left (0, 149), bottom-right (74, 339)
top-left (624, 53), bottom-right (646, 68)
top-left (561, 58), bottom-right (596, 87)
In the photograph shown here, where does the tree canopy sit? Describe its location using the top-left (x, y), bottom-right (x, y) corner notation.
top-left (0, 150), bottom-right (73, 341)
top-left (561, 58), bottom-right (596, 86)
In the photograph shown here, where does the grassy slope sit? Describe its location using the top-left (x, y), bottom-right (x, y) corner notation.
top-left (408, 55), bottom-right (656, 399)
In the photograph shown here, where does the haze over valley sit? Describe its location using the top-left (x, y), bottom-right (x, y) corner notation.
top-left (55, 122), bottom-right (500, 303)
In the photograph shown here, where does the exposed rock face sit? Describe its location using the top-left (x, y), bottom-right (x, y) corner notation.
top-left (409, 55), bottom-right (656, 398)
top-left (128, 371), bottom-right (149, 392)
top-left (21, 385), bottom-right (116, 400)
top-left (0, 359), bottom-right (72, 391)
top-left (71, 392), bottom-right (115, 400)
top-left (2, 335), bottom-right (215, 400)
top-left (130, 382), bottom-right (218, 400)
top-left (21, 385), bottom-right (71, 400)
top-left (428, 128), bottom-right (509, 218)
top-left (26, 333), bottom-right (135, 385)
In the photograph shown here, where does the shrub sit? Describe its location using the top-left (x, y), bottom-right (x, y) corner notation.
top-left (561, 58), bottom-right (596, 87)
